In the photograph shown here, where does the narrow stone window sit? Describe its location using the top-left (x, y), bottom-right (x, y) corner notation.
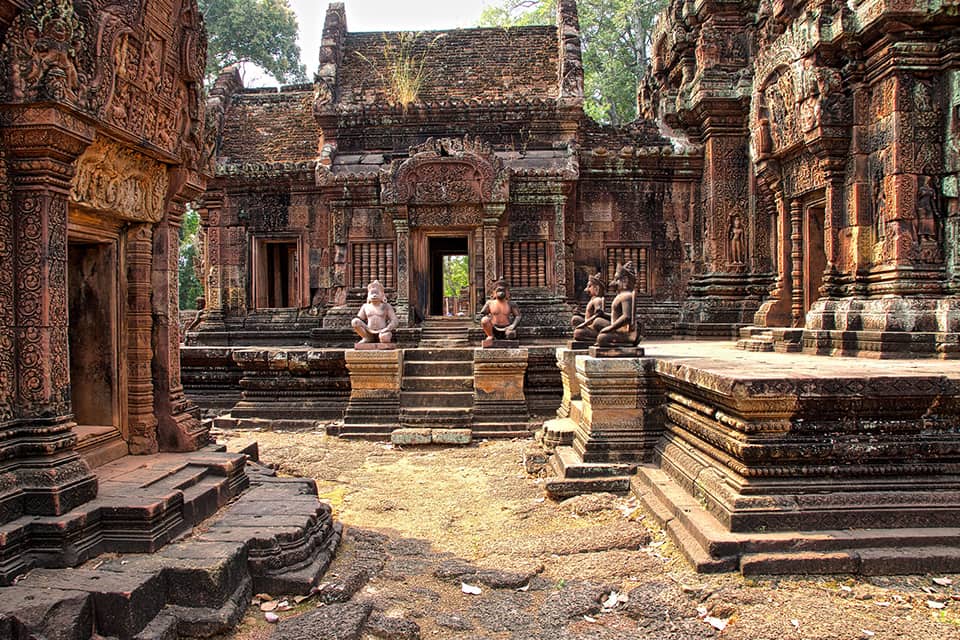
top-left (351, 241), bottom-right (395, 289)
top-left (503, 241), bottom-right (547, 288)
top-left (605, 246), bottom-right (648, 294)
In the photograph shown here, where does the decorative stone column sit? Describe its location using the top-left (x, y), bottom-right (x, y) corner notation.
top-left (392, 211), bottom-right (411, 326)
top-left (154, 177), bottom-right (208, 452)
top-left (0, 105), bottom-right (98, 519)
top-left (789, 198), bottom-right (804, 326)
top-left (126, 223), bottom-right (159, 454)
top-left (342, 349), bottom-right (402, 435)
top-left (482, 205), bottom-right (503, 291)
top-left (196, 193), bottom-right (226, 331)
top-left (472, 348), bottom-right (529, 434)
top-left (573, 355), bottom-right (663, 463)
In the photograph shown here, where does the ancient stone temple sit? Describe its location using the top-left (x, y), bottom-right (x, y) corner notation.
top-left (189, 0), bottom-right (699, 347)
top-left (0, 1), bottom-right (339, 635)
top-left (646, 0), bottom-right (959, 354)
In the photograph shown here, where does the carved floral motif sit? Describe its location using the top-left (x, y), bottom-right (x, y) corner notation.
top-left (381, 136), bottom-right (509, 206)
top-left (70, 137), bottom-right (169, 222)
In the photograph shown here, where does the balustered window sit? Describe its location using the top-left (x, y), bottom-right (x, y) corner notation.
top-left (605, 246), bottom-right (648, 294)
top-left (503, 241), bottom-right (547, 288)
top-left (351, 241), bottom-right (395, 289)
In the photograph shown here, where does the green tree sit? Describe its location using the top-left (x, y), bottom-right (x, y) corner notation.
top-left (479, 0), bottom-right (665, 125)
top-left (442, 256), bottom-right (470, 299)
top-left (199, 0), bottom-right (306, 85)
top-left (179, 207), bottom-right (204, 310)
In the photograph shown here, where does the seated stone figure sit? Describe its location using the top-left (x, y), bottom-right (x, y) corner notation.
top-left (351, 280), bottom-right (398, 346)
top-left (596, 261), bottom-right (640, 348)
top-left (480, 278), bottom-right (521, 347)
top-left (571, 272), bottom-right (610, 344)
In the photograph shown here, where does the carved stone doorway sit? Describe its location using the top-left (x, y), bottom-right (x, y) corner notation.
top-left (803, 205), bottom-right (827, 315)
top-left (67, 232), bottom-right (127, 468)
top-left (428, 237), bottom-right (470, 317)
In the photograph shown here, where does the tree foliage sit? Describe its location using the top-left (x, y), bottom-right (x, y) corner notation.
top-left (199, 0), bottom-right (306, 85)
top-left (479, 0), bottom-right (665, 125)
top-left (179, 207), bottom-right (204, 310)
top-left (443, 255), bottom-right (470, 299)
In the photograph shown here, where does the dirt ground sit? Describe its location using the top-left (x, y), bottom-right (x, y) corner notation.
top-left (216, 428), bottom-right (960, 640)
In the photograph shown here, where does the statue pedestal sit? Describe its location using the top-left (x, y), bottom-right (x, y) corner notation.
top-left (589, 346), bottom-right (645, 358)
top-left (482, 338), bottom-right (519, 349)
top-left (544, 354), bottom-right (663, 498)
top-left (353, 341), bottom-right (397, 351)
top-left (342, 349), bottom-right (403, 437)
top-left (472, 348), bottom-right (530, 438)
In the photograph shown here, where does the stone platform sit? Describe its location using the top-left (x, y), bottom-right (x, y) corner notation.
top-left (0, 449), bottom-right (340, 637)
top-left (633, 340), bottom-right (960, 574)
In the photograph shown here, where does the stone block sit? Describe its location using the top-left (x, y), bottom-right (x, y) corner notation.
top-left (473, 348), bottom-right (528, 403)
top-left (391, 428), bottom-right (432, 445)
top-left (431, 428), bottom-right (472, 445)
top-left (345, 349), bottom-right (403, 400)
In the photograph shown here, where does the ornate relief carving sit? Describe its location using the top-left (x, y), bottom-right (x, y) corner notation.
top-left (0, 145), bottom-right (13, 421)
top-left (409, 205), bottom-right (480, 228)
top-left (381, 136), bottom-right (509, 206)
top-left (237, 191), bottom-right (291, 232)
top-left (1, 0), bottom-right (85, 104)
top-left (70, 138), bottom-right (169, 222)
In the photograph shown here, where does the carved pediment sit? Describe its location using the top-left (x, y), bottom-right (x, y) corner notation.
top-left (70, 137), bottom-right (168, 222)
top-left (381, 136), bottom-right (509, 206)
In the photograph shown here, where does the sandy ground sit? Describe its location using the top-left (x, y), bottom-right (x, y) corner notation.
top-left (215, 428), bottom-right (960, 640)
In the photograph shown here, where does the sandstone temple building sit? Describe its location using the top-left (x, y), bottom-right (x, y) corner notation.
top-left (3, 0), bottom-right (960, 635)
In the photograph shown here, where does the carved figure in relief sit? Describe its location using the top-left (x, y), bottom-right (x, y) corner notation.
top-left (571, 272), bottom-right (610, 343)
top-left (596, 262), bottom-right (640, 348)
top-left (729, 215), bottom-right (746, 265)
top-left (480, 279), bottom-right (521, 347)
top-left (5, 0), bottom-right (85, 103)
top-left (351, 280), bottom-right (398, 345)
top-left (874, 162), bottom-right (887, 243)
top-left (916, 176), bottom-right (941, 243)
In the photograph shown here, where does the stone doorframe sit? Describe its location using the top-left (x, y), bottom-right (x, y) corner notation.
top-left (380, 137), bottom-right (511, 326)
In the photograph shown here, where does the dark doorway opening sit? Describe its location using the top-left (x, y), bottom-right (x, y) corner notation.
top-left (256, 241), bottom-right (298, 308)
top-left (428, 237), bottom-right (469, 317)
top-left (68, 241), bottom-right (118, 429)
top-left (804, 206), bottom-right (826, 315)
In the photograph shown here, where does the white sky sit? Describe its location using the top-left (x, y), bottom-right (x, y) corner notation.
top-left (244, 0), bottom-right (497, 86)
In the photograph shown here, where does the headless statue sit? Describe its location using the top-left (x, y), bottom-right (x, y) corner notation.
top-left (351, 280), bottom-right (398, 345)
top-left (596, 261), bottom-right (640, 348)
top-left (480, 279), bottom-right (521, 347)
top-left (571, 272), bottom-right (610, 344)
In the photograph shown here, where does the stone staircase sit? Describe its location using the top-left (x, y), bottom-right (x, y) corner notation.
top-left (736, 326), bottom-right (775, 351)
top-left (397, 348), bottom-right (475, 442)
top-left (419, 317), bottom-right (473, 348)
top-left (0, 452), bottom-right (341, 639)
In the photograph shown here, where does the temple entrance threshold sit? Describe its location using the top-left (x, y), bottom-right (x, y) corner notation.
top-left (427, 236), bottom-right (470, 318)
top-left (68, 236), bottom-right (128, 468)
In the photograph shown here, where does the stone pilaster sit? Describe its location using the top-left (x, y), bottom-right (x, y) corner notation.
top-left (126, 223), bottom-right (158, 454)
top-left (154, 182), bottom-right (207, 452)
top-left (0, 105), bottom-right (97, 521)
top-left (393, 212), bottom-right (411, 326)
top-left (573, 355), bottom-right (663, 463)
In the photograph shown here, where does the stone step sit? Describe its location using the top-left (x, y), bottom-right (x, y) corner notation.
top-left (0, 463), bottom-right (341, 638)
top-left (471, 424), bottom-right (534, 440)
top-left (400, 408), bottom-right (473, 428)
top-left (74, 425), bottom-right (129, 469)
top-left (544, 476), bottom-right (632, 499)
top-left (419, 339), bottom-right (472, 348)
top-left (402, 376), bottom-right (473, 392)
top-left (404, 361), bottom-right (473, 377)
top-left (549, 446), bottom-right (638, 479)
top-left (401, 391), bottom-right (474, 408)
top-left (403, 348), bottom-right (474, 362)
top-left (735, 337), bottom-right (774, 352)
